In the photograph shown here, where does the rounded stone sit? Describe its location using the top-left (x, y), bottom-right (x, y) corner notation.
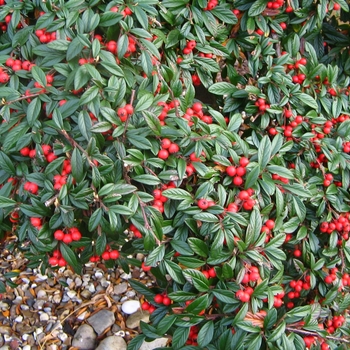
top-left (72, 324), bottom-right (97, 350)
top-left (95, 336), bottom-right (127, 350)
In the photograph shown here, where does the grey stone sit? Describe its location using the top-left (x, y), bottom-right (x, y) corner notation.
top-left (95, 336), bottom-right (127, 350)
top-left (113, 282), bottom-right (128, 295)
top-left (87, 310), bottom-right (115, 336)
top-left (72, 324), bottom-right (97, 350)
top-left (139, 338), bottom-right (169, 350)
top-left (126, 310), bottom-right (150, 329)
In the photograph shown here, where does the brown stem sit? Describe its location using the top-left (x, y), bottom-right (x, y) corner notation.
top-left (2, 91), bottom-right (45, 106)
top-left (155, 62), bottom-right (181, 118)
top-left (122, 89), bottom-right (136, 143)
top-left (285, 326), bottom-right (350, 344)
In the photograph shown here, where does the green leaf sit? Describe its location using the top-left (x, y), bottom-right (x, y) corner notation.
top-left (164, 260), bottom-right (186, 284)
top-left (26, 98), bottom-right (42, 127)
top-left (66, 36), bottom-right (85, 61)
top-left (145, 244), bottom-right (165, 267)
top-left (88, 207), bottom-right (102, 231)
top-left (296, 93), bottom-right (318, 110)
top-left (211, 5), bottom-right (237, 23)
top-left (95, 232), bottom-right (107, 256)
top-left (133, 174), bottom-right (160, 185)
top-left (248, 0), bottom-right (267, 16)
top-left (60, 243), bottom-right (82, 273)
top-left (135, 93), bottom-right (154, 112)
top-left (127, 334), bottom-right (146, 350)
top-left (197, 320), bottom-right (214, 347)
top-left (172, 326), bottom-right (190, 350)
top-left (71, 148), bottom-right (84, 183)
top-left (281, 183), bottom-right (312, 198)
top-left (0, 196), bottom-right (16, 208)
top-left (183, 269), bottom-right (210, 292)
top-left (208, 82), bottom-right (236, 95)
top-left (162, 188), bottom-right (193, 200)
top-left (267, 165), bottom-right (294, 179)
top-left (128, 279), bottom-right (156, 300)
top-left (258, 135), bottom-right (271, 169)
top-left (185, 293), bottom-right (209, 314)
top-left (31, 66), bottom-right (47, 87)
top-left (188, 237), bottom-right (209, 257)
top-left (244, 164), bottom-right (261, 189)
top-left (0, 151), bottom-right (16, 175)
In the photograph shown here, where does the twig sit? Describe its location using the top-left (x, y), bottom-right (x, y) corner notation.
top-left (285, 326), bottom-right (350, 344)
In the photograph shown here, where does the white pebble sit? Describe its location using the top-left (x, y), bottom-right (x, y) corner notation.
top-left (67, 290), bottom-right (77, 298)
top-left (40, 313), bottom-right (50, 322)
top-left (15, 315), bottom-right (23, 323)
top-left (121, 300), bottom-right (141, 314)
top-left (37, 290), bottom-right (47, 298)
top-left (23, 345), bottom-right (31, 350)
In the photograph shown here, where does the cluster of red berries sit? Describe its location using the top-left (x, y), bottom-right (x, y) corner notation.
top-left (30, 217), bottom-right (42, 229)
top-left (110, 5), bottom-right (133, 17)
top-left (237, 189), bottom-right (256, 211)
top-left (267, 0), bottom-right (284, 9)
top-left (185, 326), bottom-right (199, 346)
top-left (78, 57), bottom-right (95, 65)
top-left (156, 100), bottom-right (179, 125)
top-left (105, 36), bottom-right (136, 58)
top-left (54, 227), bottom-right (82, 244)
top-left (285, 58), bottom-right (307, 84)
top-left (325, 314), bottom-right (346, 334)
top-left (197, 198), bottom-right (215, 210)
top-left (157, 138), bottom-right (180, 160)
top-left (320, 214), bottom-right (350, 241)
top-left (101, 244), bottom-right (120, 261)
top-left (9, 211), bottom-right (20, 224)
top-left (183, 101), bottom-right (213, 125)
top-left (185, 151), bottom-right (206, 176)
top-left (151, 185), bottom-right (169, 212)
top-left (20, 144), bottom-right (57, 163)
top-left (236, 286), bottom-right (254, 302)
top-left (183, 40), bottom-right (197, 55)
top-left (5, 57), bottom-right (34, 71)
top-left (285, 276), bottom-right (311, 308)
top-left (129, 223), bottom-right (142, 238)
top-left (260, 219), bottom-right (275, 242)
top-left (48, 249), bottom-right (67, 267)
top-left (141, 293), bottom-right (171, 314)
top-left (204, 0), bottom-right (218, 11)
top-left (225, 156), bottom-right (250, 187)
top-left (255, 98), bottom-right (270, 114)
top-left (341, 272), bottom-right (350, 287)
top-left (322, 173), bottom-right (334, 187)
top-left (271, 173), bottom-right (289, 184)
top-left (202, 267), bottom-right (217, 279)
top-left (35, 28), bottom-right (57, 43)
top-left (342, 141), bottom-right (350, 153)
top-left (24, 181), bottom-right (39, 195)
top-left (241, 265), bottom-right (261, 284)
top-left (117, 104), bottom-right (134, 122)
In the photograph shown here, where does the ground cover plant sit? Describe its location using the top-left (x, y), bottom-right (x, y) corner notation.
top-left (0, 0), bottom-right (350, 348)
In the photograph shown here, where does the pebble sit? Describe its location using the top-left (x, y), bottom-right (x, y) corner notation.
top-left (36, 290), bottom-right (47, 298)
top-left (113, 282), bottom-right (128, 295)
top-left (81, 290), bottom-right (92, 299)
top-left (39, 312), bottom-right (50, 322)
top-left (67, 290), bottom-right (77, 298)
top-left (72, 324), bottom-right (97, 350)
top-left (121, 300), bottom-right (140, 315)
top-left (120, 272), bottom-right (132, 280)
top-left (87, 310), bottom-right (115, 336)
top-left (126, 310), bottom-right (150, 329)
top-left (126, 290), bottom-right (136, 298)
top-left (139, 337), bottom-right (168, 350)
top-left (95, 336), bottom-right (127, 350)
top-left (23, 345), bottom-right (31, 350)
top-left (0, 327), bottom-right (11, 335)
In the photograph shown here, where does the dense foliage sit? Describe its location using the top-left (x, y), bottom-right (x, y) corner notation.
top-left (0, 0), bottom-right (350, 348)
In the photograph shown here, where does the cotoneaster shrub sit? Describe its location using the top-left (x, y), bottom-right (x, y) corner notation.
top-left (0, 0), bottom-right (350, 349)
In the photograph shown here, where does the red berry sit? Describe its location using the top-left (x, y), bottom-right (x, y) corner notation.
top-left (158, 149), bottom-right (169, 160)
top-left (197, 198), bottom-right (209, 210)
top-left (62, 234), bottom-right (73, 244)
top-left (226, 166), bottom-right (237, 177)
top-left (109, 250), bottom-right (119, 259)
top-left (162, 296), bottom-right (171, 306)
top-left (54, 230), bottom-right (65, 240)
top-left (141, 301), bottom-right (150, 310)
top-left (154, 294), bottom-right (164, 304)
top-left (141, 262), bottom-right (152, 271)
